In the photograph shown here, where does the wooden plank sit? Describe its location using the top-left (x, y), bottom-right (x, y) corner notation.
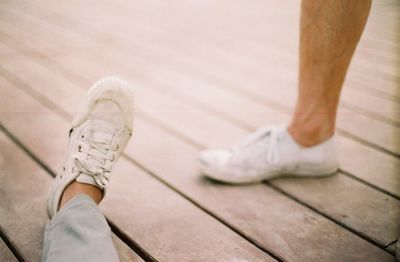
top-left (0, 128), bottom-right (61, 260)
top-left (0, 238), bottom-right (17, 262)
top-left (8, 0), bottom-right (399, 156)
top-left (103, 157), bottom-right (271, 261)
top-left (0, 10), bottom-right (399, 204)
top-left (0, 77), bottom-right (272, 261)
top-left (0, 130), bottom-right (142, 261)
top-left (271, 175), bottom-right (400, 245)
top-left (341, 85), bottom-right (400, 125)
top-left (112, 236), bottom-right (144, 262)
top-left (386, 242), bottom-right (398, 255)
top-left (0, 47), bottom-right (395, 261)
top-left (0, 41), bottom-right (18, 58)
top-left (347, 70), bottom-right (400, 100)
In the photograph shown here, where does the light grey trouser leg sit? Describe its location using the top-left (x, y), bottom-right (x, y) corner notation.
top-left (42, 194), bottom-right (119, 262)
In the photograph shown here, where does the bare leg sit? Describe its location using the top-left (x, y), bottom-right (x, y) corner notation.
top-left (60, 182), bottom-right (102, 208)
top-left (288, 0), bottom-right (371, 147)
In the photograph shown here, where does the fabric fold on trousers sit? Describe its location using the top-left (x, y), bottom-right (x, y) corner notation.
top-left (42, 194), bottom-right (119, 262)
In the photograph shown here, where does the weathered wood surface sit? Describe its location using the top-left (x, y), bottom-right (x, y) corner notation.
top-left (0, 38), bottom-right (394, 262)
top-left (0, 0), bottom-right (398, 260)
top-left (0, 238), bottom-right (17, 262)
top-left (112, 236), bottom-right (144, 262)
top-left (387, 242), bottom-right (398, 255)
top-left (0, 4), bottom-right (398, 247)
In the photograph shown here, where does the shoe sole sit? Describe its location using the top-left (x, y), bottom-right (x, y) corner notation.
top-left (200, 163), bottom-right (338, 185)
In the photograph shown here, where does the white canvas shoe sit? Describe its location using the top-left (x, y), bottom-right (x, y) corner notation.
top-left (47, 77), bottom-right (134, 218)
top-left (199, 125), bottom-right (338, 184)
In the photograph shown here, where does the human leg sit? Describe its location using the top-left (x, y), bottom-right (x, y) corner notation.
top-left (42, 77), bottom-right (134, 261)
top-left (199, 1), bottom-right (371, 183)
top-left (289, 0), bottom-right (371, 147)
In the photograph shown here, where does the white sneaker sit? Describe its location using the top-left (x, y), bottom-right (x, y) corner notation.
top-left (47, 77), bottom-right (134, 218)
top-left (199, 126), bottom-right (338, 184)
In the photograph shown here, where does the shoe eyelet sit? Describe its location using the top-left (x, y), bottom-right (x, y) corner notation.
top-left (78, 145), bottom-right (82, 152)
top-left (81, 134), bottom-right (85, 139)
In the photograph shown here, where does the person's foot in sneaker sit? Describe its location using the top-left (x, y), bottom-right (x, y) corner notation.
top-left (47, 77), bottom-right (134, 218)
top-left (199, 125), bottom-right (338, 184)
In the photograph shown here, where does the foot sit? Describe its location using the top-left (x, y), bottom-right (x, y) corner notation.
top-left (47, 77), bottom-right (134, 218)
top-left (199, 125), bottom-right (338, 184)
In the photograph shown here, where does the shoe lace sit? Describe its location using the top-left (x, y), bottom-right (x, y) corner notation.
top-left (233, 126), bottom-right (285, 164)
top-left (73, 122), bottom-right (119, 189)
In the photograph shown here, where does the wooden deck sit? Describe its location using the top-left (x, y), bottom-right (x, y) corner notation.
top-left (0, 0), bottom-right (399, 261)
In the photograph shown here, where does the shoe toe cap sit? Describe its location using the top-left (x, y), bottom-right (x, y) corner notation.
top-left (199, 149), bottom-right (231, 169)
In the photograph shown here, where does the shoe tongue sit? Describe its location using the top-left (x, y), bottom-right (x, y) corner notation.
top-left (237, 126), bottom-right (272, 147)
top-left (90, 119), bottom-right (118, 144)
top-left (80, 119), bottom-right (117, 169)
top-left (91, 101), bottom-right (124, 127)
top-left (235, 126), bottom-right (287, 150)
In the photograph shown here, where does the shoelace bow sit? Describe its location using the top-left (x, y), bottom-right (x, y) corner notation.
top-left (233, 126), bottom-right (285, 164)
top-left (73, 124), bottom-right (119, 189)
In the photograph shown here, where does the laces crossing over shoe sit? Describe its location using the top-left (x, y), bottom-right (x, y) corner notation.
top-left (199, 126), bottom-right (338, 184)
top-left (47, 77), bottom-right (134, 218)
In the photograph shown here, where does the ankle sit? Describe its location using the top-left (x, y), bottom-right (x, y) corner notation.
top-left (287, 122), bottom-right (334, 147)
top-left (59, 181), bottom-right (103, 209)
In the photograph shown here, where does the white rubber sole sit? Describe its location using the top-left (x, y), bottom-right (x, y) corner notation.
top-left (200, 163), bottom-right (338, 185)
